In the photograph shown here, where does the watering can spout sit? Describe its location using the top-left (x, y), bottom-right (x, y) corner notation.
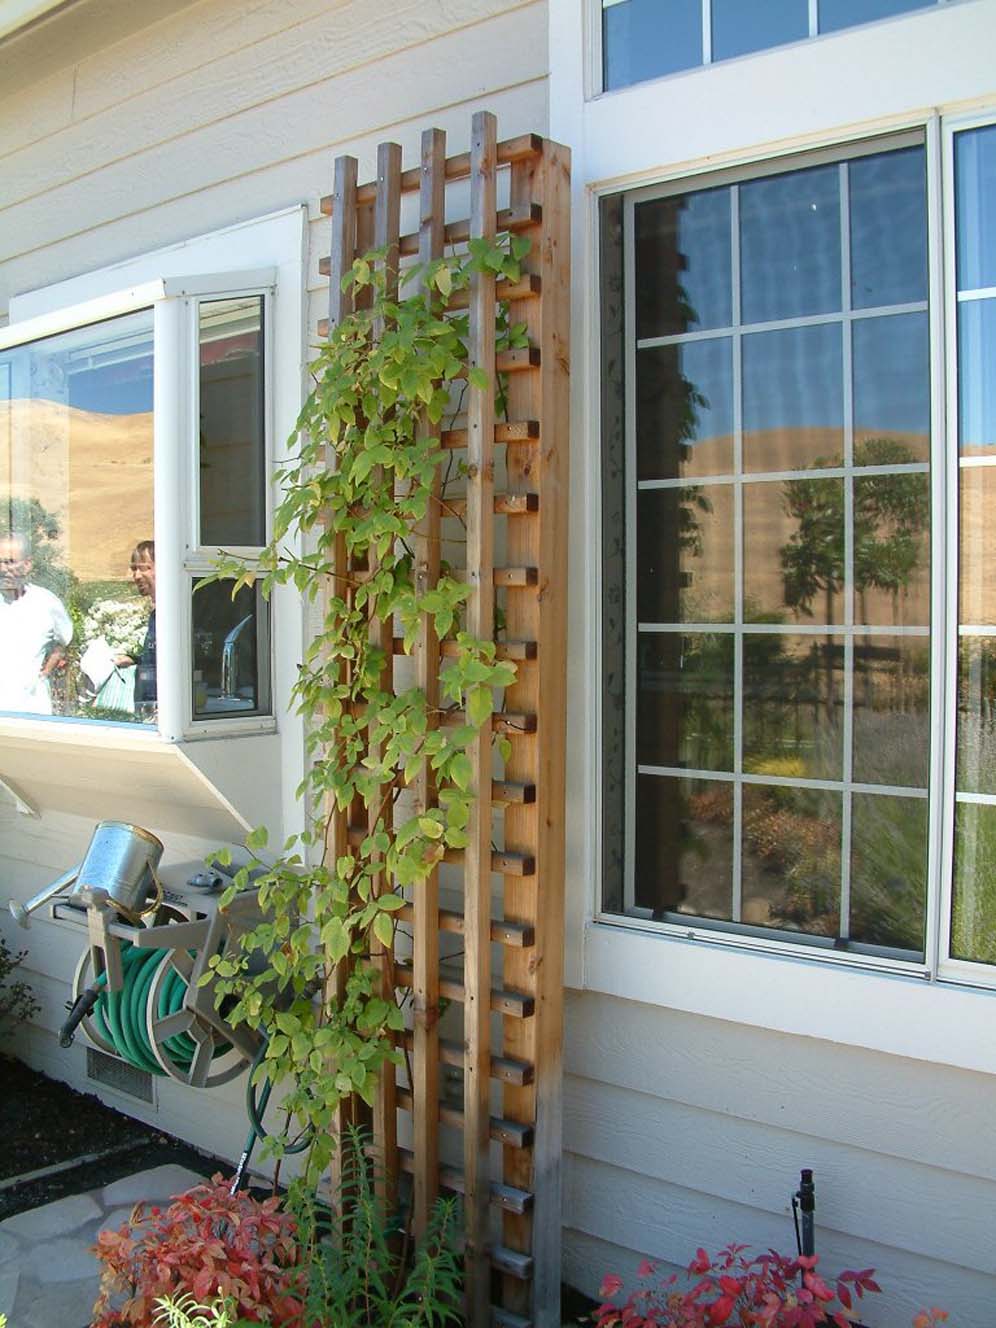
top-left (9, 865), bottom-right (81, 928)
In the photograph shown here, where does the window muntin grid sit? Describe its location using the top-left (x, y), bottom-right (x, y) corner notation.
top-left (601, 0), bottom-right (947, 94)
top-left (616, 138), bottom-right (932, 958)
top-left (952, 122), bottom-right (996, 966)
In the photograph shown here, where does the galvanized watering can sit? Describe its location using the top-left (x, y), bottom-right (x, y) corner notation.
top-left (9, 820), bottom-right (164, 927)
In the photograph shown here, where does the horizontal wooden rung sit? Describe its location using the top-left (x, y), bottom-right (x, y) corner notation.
top-left (392, 636), bottom-right (536, 661)
top-left (402, 1033), bottom-right (534, 1085)
top-left (492, 779), bottom-right (536, 804)
top-left (319, 204), bottom-right (542, 274)
top-left (493, 566), bottom-right (538, 588)
top-left (445, 492), bottom-right (539, 518)
top-left (395, 1086), bottom-right (533, 1148)
top-left (319, 133), bottom-right (544, 213)
top-left (395, 965), bottom-right (534, 1018)
top-left (396, 1148), bottom-right (533, 1214)
top-left (441, 848), bottom-right (535, 877)
top-left (492, 1310), bottom-right (532, 1328)
top-left (441, 420), bottom-right (539, 449)
top-left (396, 902), bottom-right (535, 948)
top-left (448, 272), bottom-right (542, 310)
top-left (439, 710), bottom-right (537, 734)
top-left (491, 1246), bottom-right (534, 1281)
top-left (497, 346), bottom-right (541, 373)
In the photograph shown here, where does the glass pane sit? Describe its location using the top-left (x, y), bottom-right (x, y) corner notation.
top-left (957, 299), bottom-right (996, 458)
top-left (956, 638), bottom-right (996, 795)
top-left (952, 801), bottom-right (996, 965)
top-left (854, 471), bottom-right (930, 628)
top-left (743, 323), bottom-right (843, 472)
top-left (744, 477), bottom-right (844, 624)
top-left (852, 636), bottom-right (930, 786)
top-left (603, 0), bottom-right (702, 92)
top-left (850, 793), bottom-right (927, 952)
top-left (819, 0), bottom-right (933, 34)
top-left (742, 785), bottom-right (842, 936)
top-left (955, 123), bottom-right (996, 293)
top-left (635, 190), bottom-right (731, 338)
top-left (711, 0), bottom-right (808, 60)
top-left (740, 164), bottom-right (841, 323)
top-left (637, 339), bottom-right (733, 480)
top-left (959, 467), bottom-right (996, 625)
top-left (849, 147), bottom-right (927, 309)
top-left (853, 313), bottom-right (929, 461)
top-left (636, 632), bottom-right (734, 771)
top-left (743, 633), bottom-right (844, 781)
top-left (199, 296), bottom-right (265, 547)
top-left (634, 774), bottom-right (733, 919)
top-left (191, 578), bottom-right (270, 719)
top-left (0, 310), bottom-right (155, 724)
top-left (638, 485), bottom-right (734, 623)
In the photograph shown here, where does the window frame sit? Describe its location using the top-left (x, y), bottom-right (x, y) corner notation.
top-left (550, 0), bottom-right (996, 1054)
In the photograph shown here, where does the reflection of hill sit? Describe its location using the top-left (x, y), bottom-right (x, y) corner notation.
top-left (0, 399), bottom-right (153, 582)
top-left (671, 427), bottom-right (932, 627)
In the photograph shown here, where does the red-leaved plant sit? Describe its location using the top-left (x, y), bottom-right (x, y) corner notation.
top-left (594, 1245), bottom-right (950, 1328)
top-left (91, 1174), bottom-right (303, 1327)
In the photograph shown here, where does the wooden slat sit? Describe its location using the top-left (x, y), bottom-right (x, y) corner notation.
top-left (397, 902), bottom-right (535, 948)
top-left (463, 108), bottom-right (498, 1328)
top-left (316, 272), bottom-right (541, 340)
top-left (493, 566), bottom-right (538, 588)
top-left (324, 152), bottom-right (359, 1205)
top-left (500, 140), bottom-right (572, 1326)
top-left (395, 1148), bottom-right (533, 1214)
top-left (319, 133), bottom-right (543, 211)
top-left (441, 420), bottom-right (539, 450)
top-left (401, 1033), bottom-right (534, 1087)
top-left (491, 1246), bottom-right (534, 1281)
top-left (492, 780), bottom-right (537, 805)
top-left (345, 824), bottom-right (533, 875)
top-left (395, 1087), bottom-right (534, 1148)
top-left (369, 139), bottom-right (402, 1210)
top-left (411, 124), bottom-right (447, 1244)
top-left (441, 709), bottom-right (537, 734)
top-left (444, 491), bottom-right (539, 518)
top-left (497, 346), bottom-right (541, 373)
top-left (393, 637), bottom-right (537, 662)
top-left (492, 1309), bottom-right (533, 1328)
top-left (394, 964), bottom-right (534, 1018)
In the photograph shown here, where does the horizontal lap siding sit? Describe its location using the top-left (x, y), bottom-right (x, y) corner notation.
top-left (564, 990), bottom-right (996, 1326)
top-left (0, 0), bottom-right (546, 315)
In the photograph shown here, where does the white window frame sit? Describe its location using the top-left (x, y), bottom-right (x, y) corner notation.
top-left (551, 0), bottom-right (996, 1074)
top-left (0, 207), bottom-right (306, 749)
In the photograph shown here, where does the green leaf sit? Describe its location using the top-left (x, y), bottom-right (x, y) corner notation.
top-left (468, 366), bottom-right (489, 392)
top-left (434, 265), bottom-right (453, 298)
top-left (372, 911), bottom-right (394, 948)
top-left (450, 751), bottom-right (472, 791)
top-left (467, 685), bottom-right (493, 728)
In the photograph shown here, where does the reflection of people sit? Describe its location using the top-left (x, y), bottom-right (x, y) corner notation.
top-left (0, 532), bottom-right (72, 715)
top-left (117, 540), bottom-right (156, 715)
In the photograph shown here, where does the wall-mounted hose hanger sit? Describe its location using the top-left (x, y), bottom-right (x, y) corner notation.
top-left (9, 822), bottom-right (264, 1089)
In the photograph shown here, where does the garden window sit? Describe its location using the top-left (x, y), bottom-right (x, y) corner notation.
top-left (601, 119), bottom-right (996, 980)
top-left (0, 279), bottom-right (273, 735)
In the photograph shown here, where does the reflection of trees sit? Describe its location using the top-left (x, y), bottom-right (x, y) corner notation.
top-left (0, 495), bottom-right (71, 600)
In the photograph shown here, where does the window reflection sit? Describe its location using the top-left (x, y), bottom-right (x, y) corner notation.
top-left (635, 190), bottom-right (731, 338)
top-left (959, 467), bottom-right (996, 625)
top-left (636, 632), bottom-right (734, 771)
top-left (638, 485), bottom-right (734, 623)
top-left (740, 165), bottom-right (841, 323)
top-left (711, 0), bottom-right (808, 61)
top-left (0, 310), bottom-right (154, 723)
top-left (603, 0), bottom-right (702, 92)
top-left (818, 0), bottom-right (932, 32)
top-left (199, 297), bottom-right (265, 547)
top-left (741, 784), bottom-right (842, 937)
top-left (634, 774), bottom-right (733, 919)
top-left (952, 802), bottom-right (996, 965)
top-left (636, 338), bottom-right (733, 480)
top-left (852, 637), bottom-right (930, 787)
top-left (742, 323), bottom-right (843, 472)
top-left (853, 313), bottom-right (929, 461)
top-left (849, 148), bottom-right (927, 309)
top-left (955, 119), bottom-right (996, 293)
top-left (191, 578), bottom-right (270, 719)
top-left (743, 634), bottom-right (844, 781)
top-left (744, 478), bottom-right (845, 624)
top-left (957, 639), bottom-right (996, 795)
top-left (957, 300), bottom-right (996, 457)
top-left (850, 793), bottom-right (926, 952)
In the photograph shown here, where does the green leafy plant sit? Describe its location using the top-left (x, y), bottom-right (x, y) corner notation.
top-left (153, 1292), bottom-right (254, 1327)
top-left (290, 1130), bottom-right (462, 1328)
top-left (91, 1174), bottom-right (302, 1327)
top-left (202, 233), bottom-right (531, 1179)
top-left (0, 935), bottom-right (39, 1035)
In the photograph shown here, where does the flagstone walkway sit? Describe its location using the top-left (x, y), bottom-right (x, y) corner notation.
top-left (0, 1163), bottom-right (202, 1328)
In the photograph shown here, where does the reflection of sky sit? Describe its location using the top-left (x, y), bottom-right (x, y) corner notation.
top-left (853, 313), bottom-right (929, 434)
top-left (743, 324), bottom-right (842, 432)
top-left (850, 147), bottom-right (927, 308)
top-left (740, 165), bottom-right (841, 323)
top-left (956, 124), bottom-right (996, 293)
top-left (712, 0), bottom-right (808, 61)
top-left (603, 0), bottom-right (700, 89)
top-left (819, 0), bottom-right (934, 34)
top-left (69, 360), bottom-right (153, 416)
top-left (677, 339), bottom-right (733, 440)
top-left (959, 300), bottom-right (996, 450)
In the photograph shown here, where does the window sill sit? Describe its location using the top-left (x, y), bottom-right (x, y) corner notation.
top-left (582, 919), bottom-right (996, 1076)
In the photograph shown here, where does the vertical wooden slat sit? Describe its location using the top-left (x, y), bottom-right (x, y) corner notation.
top-left (325, 153), bottom-right (359, 1200)
top-left (463, 107), bottom-right (498, 1328)
top-left (370, 139), bottom-right (403, 1207)
top-left (412, 125), bottom-right (446, 1242)
top-left (501, 142), bottom-right (571, 1327)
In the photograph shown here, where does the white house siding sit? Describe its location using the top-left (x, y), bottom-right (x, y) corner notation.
top-left (562, 989), bottom-right (996, 1324)
top-left (0, 0), bottom-right (546, 1159)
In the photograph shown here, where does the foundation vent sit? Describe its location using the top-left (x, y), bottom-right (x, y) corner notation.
top-left (86, 1047), bottom-right (155, 1105)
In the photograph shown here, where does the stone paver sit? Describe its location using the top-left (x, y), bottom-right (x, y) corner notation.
top-left (0, 1165), bottom-right (203, 1323)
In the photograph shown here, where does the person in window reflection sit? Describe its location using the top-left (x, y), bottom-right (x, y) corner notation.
top-left (116, 540), bottom-right (156, 717)
top-left (0, 531), bottom-right (72, 715)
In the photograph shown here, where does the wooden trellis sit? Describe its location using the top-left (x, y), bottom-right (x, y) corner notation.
top-left (317, 112), bottom-right (570, 1328)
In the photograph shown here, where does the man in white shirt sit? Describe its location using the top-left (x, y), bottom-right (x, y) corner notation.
top-left (0, 533), bottom-right (72, 715)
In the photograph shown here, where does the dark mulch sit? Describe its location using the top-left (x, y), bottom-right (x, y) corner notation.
top-left (0, 1054), bottom-right (228, 1221)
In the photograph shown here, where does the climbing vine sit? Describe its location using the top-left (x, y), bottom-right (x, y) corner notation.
top-left (204, 234), bottom-right (531, 1178)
